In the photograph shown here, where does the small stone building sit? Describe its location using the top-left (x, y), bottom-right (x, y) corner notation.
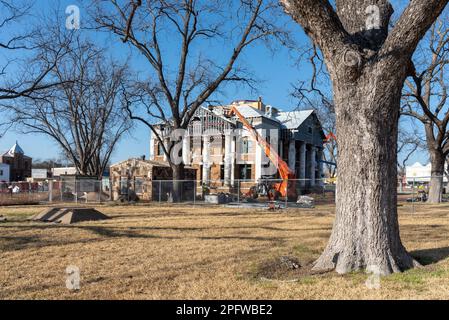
top-left (110, 158), bottom-right (197, 201)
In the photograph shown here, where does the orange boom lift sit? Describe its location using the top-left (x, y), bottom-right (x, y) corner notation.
top-left (228, 106), bottom-right (297, 200)
top-left (324, 132), bottom-right (337, 143)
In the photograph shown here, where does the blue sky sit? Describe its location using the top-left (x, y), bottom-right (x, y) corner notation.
top-left (0, 0), bottom-right (430, 166)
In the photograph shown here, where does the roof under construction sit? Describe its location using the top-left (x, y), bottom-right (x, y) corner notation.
top-left (201, 103), bottom-right (317, 130)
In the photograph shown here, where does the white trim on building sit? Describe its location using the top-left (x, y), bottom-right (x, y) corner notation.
top-left (0, 163), bottom-right (10, 182)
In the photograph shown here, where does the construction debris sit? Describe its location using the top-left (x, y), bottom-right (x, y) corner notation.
top-left (204, 193), bottom-right (233, 204)
top-left (268, 201), bottom-right (281, 211)
top-left (279, 256), bottom-right (301, 270)
top-left (297, 196), bottom-right (315, 208)
top-left (256, 255), bottom-right (303, 281)
top-left (31, 207), bottom-right (110, 225)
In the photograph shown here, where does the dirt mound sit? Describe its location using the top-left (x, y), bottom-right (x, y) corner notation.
top-left (255, 256), bottom-right (308, 281)
top-left (31, 207), bottom-right (110, 225)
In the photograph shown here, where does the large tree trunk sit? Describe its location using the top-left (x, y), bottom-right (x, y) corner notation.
top-left (171, 163), bottom-right (185, 203)
top-left (428, 149), bottom-right (445, 204)
top-left (280, 0), bottom-right (448, 276)
top-left (313, 66), bottom-right (419, 275)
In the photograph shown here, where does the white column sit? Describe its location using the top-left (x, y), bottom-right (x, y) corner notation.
top-left (182, 133), bottom-right (190, 165)
top-left (202, 135), bottom-right (211, 184)
top-left (310, 146), bottom-right (316, 187)
top-left (149, 132), bottom-right (155, 160)
top-left (317, 148), bottom-right (324, 187)
top-left (299, 142), bottom-right (306, 188)
top-left (288, 140), bottom-right (296, 173)
top-left (163, 137), bottom-right (170, 162)
top-left (255, 129), bottom-right (263, 182)
top-left (230, 136), bottom-right (236, 187)
top-left (224, 132), bottom-right (232, 186)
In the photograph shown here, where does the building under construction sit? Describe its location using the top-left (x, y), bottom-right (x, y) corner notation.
top-left (150, 98), bottom-right (325, 192)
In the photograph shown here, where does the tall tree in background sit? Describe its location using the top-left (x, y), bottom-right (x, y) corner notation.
top-left (402, 16), bottom-right (449, 203)
top-left (281, 0), bottom-right (448, 275)
top-left (91, 0), bottom-right (288, 201)
top-left (295, 95), bottom-right (337, 179)
top-left (0, 1), bottom-right (70, 100)
top-left (6, 39), bottom-right (133, 178)
top-left (317, 100), bottom-right (337, 179)
top-left (397, 126), bottom-right (424, 187)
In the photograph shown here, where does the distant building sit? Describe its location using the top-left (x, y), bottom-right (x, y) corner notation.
top-left (0, 141), bottom-right (32, 182)
top-left (405, 162), bottom-right (448, 183)
top-left (52, 167), bottom-right (77, 178)
top-left (31, 169), bottom-right (50, 181)
top-left (0, 163), bottom-right (10, 182)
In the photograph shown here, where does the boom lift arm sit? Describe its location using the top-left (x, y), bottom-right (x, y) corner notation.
top-left (324, 132), bottom-right (337, 143)
top-left (228, 106), bottom-right (297, 198)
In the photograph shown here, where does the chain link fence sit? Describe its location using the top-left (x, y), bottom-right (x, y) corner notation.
top-left (397, 175), bottom-right (449, 214)
top-left (0, 180), bottom-right (110, 206)
top-left (121, 178), bottom-right (337, 208)
top-left (2, 176), bottom-right (448, 212)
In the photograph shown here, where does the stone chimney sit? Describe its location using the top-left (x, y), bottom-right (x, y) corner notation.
top-left (258, 97), bottom-right (263, 110)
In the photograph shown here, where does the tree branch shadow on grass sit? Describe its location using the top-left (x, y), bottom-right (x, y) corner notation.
top-left (411, 247), bottom-right (449, 265)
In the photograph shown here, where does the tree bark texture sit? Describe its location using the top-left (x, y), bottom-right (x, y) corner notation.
top-left (428, 148), bottom-right (445, 203)
top-left (281, 0), bottom-right (449, 274)
top-left (313, 65), bottom-right (418, 275)
top-left (171, 163), bottom-right (186, 203)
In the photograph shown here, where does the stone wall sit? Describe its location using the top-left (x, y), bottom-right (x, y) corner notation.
top-left (110, 159), bottom-right (197, 201)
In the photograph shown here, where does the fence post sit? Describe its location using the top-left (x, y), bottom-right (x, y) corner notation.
top-left (412, 177), bottom-right (415, 214)
top-left (159, 180), bottom-right (162, 204)
top-left (193, 180), bottom-right (196, 207)
top-left (237, 180), bottom-right (240, 203)
top-left (180, 180), bottom-right (183, 202)
top-left (75, 180), bottom-right (78, 204)
top-left (49, 180), bottom-right (53, 203)
top-left (285, 179), bottom-right (288, 209)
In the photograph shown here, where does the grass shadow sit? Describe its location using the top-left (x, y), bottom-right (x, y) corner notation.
top-left (411, 247), bottom-right (449, 265)
top-left (74, 225), bottom-right (181, 240)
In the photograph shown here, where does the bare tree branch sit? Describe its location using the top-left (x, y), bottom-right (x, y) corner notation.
top-left (4, 39), bottom-right (133, 178)
top-left (91, 0), bottom-right (287, 167)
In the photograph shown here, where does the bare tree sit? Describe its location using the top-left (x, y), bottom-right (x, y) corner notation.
top-left (317, 100), bottom-right (337, 179)
top-left (281, 0), bottom-right (448, 275)
top-left (32, 158), bottom-right (66, 170)
top-left (402, 16), bottom-right (449, 203)
top-left (0, 1), bottom-right (70, 101)
top-left (0, 1), bottom-right (74, 144)
top-left (397, 126), bottom-right (424, 182)
top-left (296, 95), bottom-right (337, 178)
top-left (6, 39), bottom-right (133, 178)
top-left (91, 0), bottom-right (288, 201)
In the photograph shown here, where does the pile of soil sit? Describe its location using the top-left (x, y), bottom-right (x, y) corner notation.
top-left (255, 256), bottom-right (310, 281)
top-left (31, 207), bottom-right (110, 225)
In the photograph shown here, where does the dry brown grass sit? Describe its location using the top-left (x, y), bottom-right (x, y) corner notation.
top-left (1, 202), bottom-right (449, 300)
